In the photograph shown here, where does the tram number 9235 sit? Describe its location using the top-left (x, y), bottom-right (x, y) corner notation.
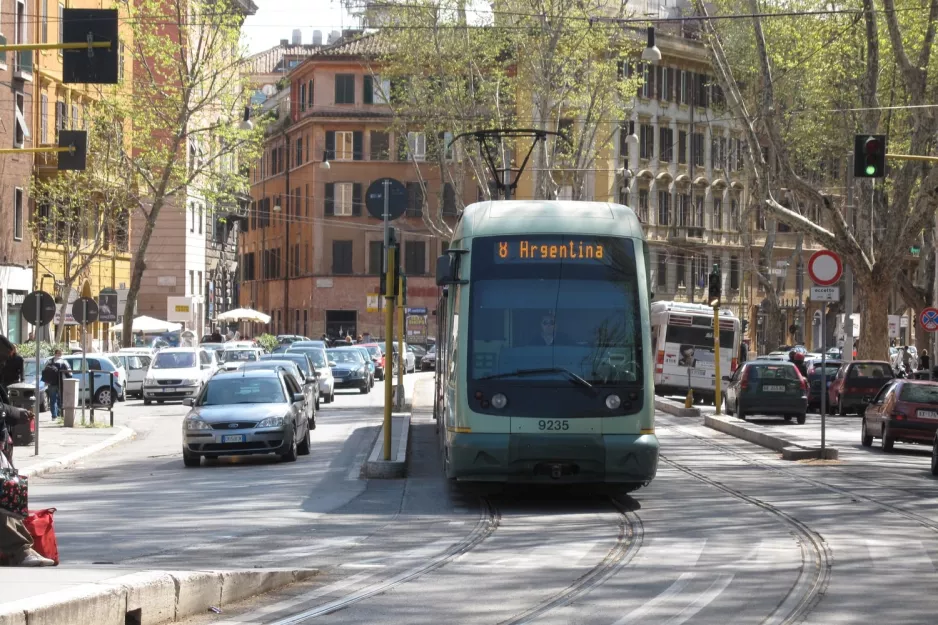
top-left (538, 419), bottom-right (570, 431)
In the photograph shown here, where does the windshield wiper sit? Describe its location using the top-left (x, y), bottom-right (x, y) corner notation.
top-left (478, 367), bottom-right (593, 390)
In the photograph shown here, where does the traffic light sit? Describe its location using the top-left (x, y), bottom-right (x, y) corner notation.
top-left (707, 264), bottom-right (721, 307)
top-left (854, 134), bottom-right (887, 178)
top-left (380, 228), bottom-right (400, 297)
top-left (741, 319), bottom-right (750, 334)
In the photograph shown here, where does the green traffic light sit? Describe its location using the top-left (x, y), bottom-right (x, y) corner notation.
top-left (865, 165), bottom-right (876, 175)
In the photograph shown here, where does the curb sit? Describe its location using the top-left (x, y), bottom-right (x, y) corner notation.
top-left (0, 568), bottom-right (318, 625)
top-left (21, 425), bottom-right (136, 478)
top-left (704, 415), bottom-right (839, 460)
top-left (655, 397), bottom-right (701, 418)
top-left (363, 415), bottom-right (411, 479)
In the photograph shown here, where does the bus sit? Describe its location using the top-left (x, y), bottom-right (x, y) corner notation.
top-left (650, 301), bottom-right (740, 404)
top-left (433, 200), bottom-right (658, 490)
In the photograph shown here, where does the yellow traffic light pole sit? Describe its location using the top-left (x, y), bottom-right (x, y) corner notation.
top-left (383, 247), bottom-right (396, 460)
top-left (397, 276), bottom-right (405, 410)
top-left (714, 306), bottom-right (722, 415)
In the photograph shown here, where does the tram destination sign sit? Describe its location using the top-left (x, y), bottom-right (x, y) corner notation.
top-left (494, 238), bottom-right (610, 264)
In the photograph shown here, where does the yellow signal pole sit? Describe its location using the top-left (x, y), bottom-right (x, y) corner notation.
top-left (714, 305), bottom-right (722, 415)
top-left (397, 275), bottom-right (405, 409)
top-left (383, 247), bottom-right (396, 460)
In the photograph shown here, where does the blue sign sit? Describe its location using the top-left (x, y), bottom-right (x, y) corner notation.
top-left (406, 307), bottom-right (428, 315)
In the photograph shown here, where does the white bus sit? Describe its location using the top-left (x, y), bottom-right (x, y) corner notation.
top-left (650, 301), bottom-right (741, 404)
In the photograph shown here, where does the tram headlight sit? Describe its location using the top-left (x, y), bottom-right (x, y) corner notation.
top-left (605, 394), bottom-right (622, 410)
top-left (491, 393), bottom-right (508, 410)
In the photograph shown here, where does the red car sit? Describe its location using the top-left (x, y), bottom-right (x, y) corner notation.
top-left (358, 343), bottom-right (386, 380)
top-left (862, 380), bottom-right (938, 451)
top-left (828, 360), bottom-right (894, 415)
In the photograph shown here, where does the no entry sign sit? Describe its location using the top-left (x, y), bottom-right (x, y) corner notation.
top-left (807, 250), bottom-right (843, 286)
top-left (921, 307), bottom-right (938, 333)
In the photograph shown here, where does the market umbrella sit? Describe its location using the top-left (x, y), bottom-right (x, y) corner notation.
top-left (216, 307), bottom-right (272, 324)
top-left (109, 315), bottom-right (183, 333)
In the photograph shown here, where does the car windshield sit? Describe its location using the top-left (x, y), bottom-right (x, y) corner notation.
top-left (153, 352), bottom-right (196, 369)
top-left (263, 355), bottom-right (310, 374)
top-left (199, 377), bottom-right (286, 405)
top-left (899, 384), bottom-right (938, 404)
top-left (328, 349), bottom-right (364, 364)
top-left (290, 348), bottom-right (327, 368)
top-left (849, 363), bottom-right (893, 378)
top-left (811, 362), bottom-right (841, 374)
top-left (364, 345), bottom-right (382, 358)
top-left (24, 361), bottom-right (39, 377)
top-left (748, 364), bottom-right (800, 381)
top-left (468, 235), bottom-right (643, 386)
top-left (222, 350), bottom-right (259, 362)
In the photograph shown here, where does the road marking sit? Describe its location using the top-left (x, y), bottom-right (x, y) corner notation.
top-left (867, 539), bottom-right (937, 572)
top-left (611, 572), bottom-right (733, 625)
top-left (631, 538), bottom-right (707, 568)
top-left (484, 541), bottom-right (600, 570)
top-left (611, 573), bottom-right (695, 623)
top-left (661, 575), bottom-right (734, 625)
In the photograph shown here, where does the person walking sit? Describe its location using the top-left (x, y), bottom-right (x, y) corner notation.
top-left (42, 350), bottom-right (71, 420)
top-left (919, 349), bottom-right (930, 373)
top-left (0, 335), bottom-right (54, 567)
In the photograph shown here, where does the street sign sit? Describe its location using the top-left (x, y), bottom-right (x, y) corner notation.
top-left (811, 286), bottom-right (840, 301)
top-left (98, 289), bottom-right (118, 323)
top-left (921, 307), bottom-right (938, 333)
top-left (71, 297), bottom-right (99, 325)
top-left (22, 291), bottom-right (56, 327)
top-left (365, 178), bottom-right (408, 220)
top-left (807, 250), bottom-right (843, 286)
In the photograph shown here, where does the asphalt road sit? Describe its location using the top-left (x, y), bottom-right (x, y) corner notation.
top-left (31, 379), bottom-right (938, 624)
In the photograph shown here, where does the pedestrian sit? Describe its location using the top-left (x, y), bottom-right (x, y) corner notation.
top-left (0, 334), bottom-right (54, 567)
top-left (362, 332), bottom-right (373, 344)
top-left (41, 351), bottom-right (71, 420)
top-left (0, 345), bottom-right (24, 388)
top-left (920, 349), bottom-right (930, 372)
top-left (345, 335), bottom-right (354, 345)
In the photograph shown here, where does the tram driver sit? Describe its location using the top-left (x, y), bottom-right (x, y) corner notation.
top-left (524, 310), bottom-right (574, 347)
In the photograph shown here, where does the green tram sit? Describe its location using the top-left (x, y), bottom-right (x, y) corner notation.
top-left (433, 200), bottom-right (659, 489)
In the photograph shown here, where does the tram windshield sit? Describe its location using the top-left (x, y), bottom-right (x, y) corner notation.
top-left (468, 235), bottom-right (643, 386)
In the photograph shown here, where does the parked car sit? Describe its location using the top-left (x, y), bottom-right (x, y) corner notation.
top-left (181, 369), bottom-right (311, 467)
top-left (350, 346), bottom-right (377, 389)
top-left (327, 348), bottom-right (373, 394)
top-left (390, 342), bottom-right (416, 375)
top-left (420, 344), bottom-right (437, 371)
top-left (804, 358), bottom-right (842, 412)
top-left (260, 353), bottom-right (321, 410)
top-left (218, 347), bottom-right (264, 371)
top-left (359, 343), bottom-right (386, 380)
top-left (287, 345), bottom-right (334, 403)
top-left (863, 380), bottom-right (938, 451)
top-left (828, 360), bottom-right (894, 416)
top-left (723, 359), bottom-right (808, 423)
top-left (240, 360), bottom-right (316, 429)
top-left (112, 353), bottom-right (152, 399)
top-left (60, 354), bottom-right (126, 406)
top-left (143, 347), bottom-right (217, 405)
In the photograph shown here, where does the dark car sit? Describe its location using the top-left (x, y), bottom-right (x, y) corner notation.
top-left (804, 358), bottom-right (842, 412)
top-left (181, 369), bottom-right (311, 467)
top-left (723, 360), bottom-right (808, 423)
top-left (359, 343), bottom-right (385, 380)
top-left (864, 380), bottom-right (938, 451)
top-left (242, 360), bottom-right (316, 429)
top-left (828, 360), bottom-right (894, 415)
top-left (326, 348), bottom-right (372, 394)
top-left (260, 353), bottom-right (321, 410)
top-left (351, 346), bottom-right (377, 389)
top-left (421, 344), bottom-right (437, 371)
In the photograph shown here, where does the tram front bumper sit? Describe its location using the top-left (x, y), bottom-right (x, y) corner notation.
top-left (447, 433), bottom-right (659, 484)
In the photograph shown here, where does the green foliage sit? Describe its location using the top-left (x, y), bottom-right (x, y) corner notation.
top-left (16, 342), bottom-right (68, 359)
top-left (256, 333), bottom-right (279, 353)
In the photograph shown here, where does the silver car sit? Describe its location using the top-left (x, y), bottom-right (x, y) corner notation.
top-left (181, 369), bottom-right (311, 467)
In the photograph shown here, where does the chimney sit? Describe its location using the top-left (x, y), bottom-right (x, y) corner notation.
top-left (292, 29), bottom-right (302, 46)
top-left (312, 30), bottom-right (322, 45)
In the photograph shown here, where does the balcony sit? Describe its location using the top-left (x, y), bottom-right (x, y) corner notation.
top-left (668, 225), bottom-right (708, 246)
top-left (14, 50), bottom-right (32, 82)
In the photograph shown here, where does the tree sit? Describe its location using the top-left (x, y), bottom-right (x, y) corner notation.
top-left (115, 0), bottom-right (264, 346)
top-left (30, 108), bottom-right (134, 342)
top-left (698, 0), bottom-right (938, 360)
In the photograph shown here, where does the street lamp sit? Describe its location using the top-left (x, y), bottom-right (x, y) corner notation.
top-left (625, 120), bottom-right (639, 145)
top-left (239, 106), bottom-right (253, 131)
top-left (641, 26), bottom-right (662, 64)
top-left (320, 150), bottom-right (331, 170)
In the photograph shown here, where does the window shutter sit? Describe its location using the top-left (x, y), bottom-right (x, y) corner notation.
top-left (325, 131), bottom-right (335, 160)
top-left (324, 183), bottom-right (335, 216)
top-left (307, 80), bottom-right (314, 108)
top-left (363, 75), bottom-right (373, 104)
top-left (300, 83), bottom-right (306, 111)
top-left (352, 182), bottom-right (362, 216)
top-left (353, 131), bottom-right (364, 161)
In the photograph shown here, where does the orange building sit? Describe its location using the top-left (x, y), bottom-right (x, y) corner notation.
top-left (240, 33), bottom-right (469, 341)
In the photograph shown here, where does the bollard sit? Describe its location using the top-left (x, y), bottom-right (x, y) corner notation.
top-left (61, 378), bottom-right (78, 428)
top-left (109, 371), bottom-right (115, 427)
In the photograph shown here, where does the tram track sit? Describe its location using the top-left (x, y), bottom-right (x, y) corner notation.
top-left (268, 497), bottom-right (501, 624)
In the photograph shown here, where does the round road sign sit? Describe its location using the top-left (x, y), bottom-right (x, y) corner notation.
top-left (807, 250), bottom-right (843, 286)
top-left (921, 307), bottom-right (938, 333)
top-left (71, 297), bottom-right (99, 325)
top-left (365, 177), bottom-right (408, 220)
top-left (22, 291), bottom-right (56, 327)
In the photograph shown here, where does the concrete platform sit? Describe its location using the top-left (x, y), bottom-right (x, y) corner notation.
top-left (362, 415), bottom-right (411, 479)
top-left (705, 414), bottom-right (839, 460)
top-left (655, 396), bottom-right (701, 418)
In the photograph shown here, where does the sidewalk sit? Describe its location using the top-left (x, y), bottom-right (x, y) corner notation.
top-left (11, 417), bottom-right (135, 478)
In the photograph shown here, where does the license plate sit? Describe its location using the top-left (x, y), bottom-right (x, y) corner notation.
top-left (164, 387), bottom-right (176, 393)
top-left (917, 410), bottom-right (938, 419)
top-left (222, 434), bottom-right (245, 443)
top-left (691, 368), bottom-right (707, 376)
top-left (334, 377), bottom-right (345, 382)
top-left (763, 385), bottom-right (786, 392)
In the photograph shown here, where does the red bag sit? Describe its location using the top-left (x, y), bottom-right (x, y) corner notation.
top-left (24, 508), bottom-right (58, 565)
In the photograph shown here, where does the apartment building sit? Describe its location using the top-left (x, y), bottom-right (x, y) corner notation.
top-left (0, 0), bottom-right (34, 343)
top-left (239, 33), bottom-right (467, 340)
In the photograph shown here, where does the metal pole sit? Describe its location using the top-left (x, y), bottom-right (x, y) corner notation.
top-left (383, 245), bottom-right (395, 461)
top-left (81, 301), bottom-right (87, 426)
top-left (933, 216), bottom-right (938, 381)
top-left (33, 294), bottom-right (41, 456)
top-left (844, 154), bottom-right (855, 362)
top-left (821, 304), bottom-right (827, 450)
top-left (397, 276), bottom-right (405, 410)
top-left (714, 305), bottom-right (722, 415)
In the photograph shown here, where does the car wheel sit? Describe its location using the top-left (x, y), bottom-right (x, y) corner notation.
top-left (837, 395), bottom-right (847, 416)
top-left (94, 387), bottom-right (113, 406)
top-left (144, 399), bottom-right (152, 406)
top-left (297, 423), bottom-right (311, 456)
top-left (40, 392), bottom-right (48, 413)
top-left (861, 419), bottom-right (873, 447)
top-left (360, 383), bottom-right (369, 394)
top-left (329, 392), bottom-right (335, 403)
top-left (315, 397), bottom-right (321, 410)
top-left (882, 424), bottom-right (895, 451)
top-left (784, 415), bottom-right (792, 422)
top-left (182, 449), bottom-right (201, 468)
top-left (281, 428), bottom-right (298, 462)
top-left (796, 413), bottom-right (807, 425)
top-left (738, 406), bottom-right (746, 421)
top-left (931, 437), bottom-right (938, 476)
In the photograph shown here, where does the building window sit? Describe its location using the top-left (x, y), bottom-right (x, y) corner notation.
top-left (677, 193), bottom-right (690, 226)
top-left (442, 183), bottom-right (457, 215)
top-left (635, 189), bottom-right (648, 223)
top-left (13, 188), bottom-right (23, 240)
top-left (679, 70), bottom-right (688, 105)
top-left (713, 197), bottom-right (723, 230)
top-left (406, 182), bottom-right (423, 217)
top-left (58, 3), bottom-right (64, 44)
top-left (332, 240), bottom-right (353, 274)
top-left (730, 198), bottom-right (740, 230)
top-left (640, 63), bottom-right (652, 98)
top-left (13, 92), bottom-right (28, 148)
top-left (692, 132), bottom-right (705, 167)
top-left (370, 131), bottom-right (389, 160)
top-left (675, 253), bottom-right (686, 288)
top-left (299, 82), bottom-right (307, 111)
top-left (198, 204), bottom-right (203, 234)
top-left (368, 240), bottom-right (383, 275)
top-left (692, 254), bottom-right (708, 289)
top-left (659, 127), bottom-right (673, 163)
top-left (307, 79), bottom-right (314, 108)
top-left (657, 252), bottom-right (668, 289)
top-left (295, 137), bottom-right (303, 165)
top-left (404, 241), bottom-right (426, 275)
top-left (618, 121), bottom-right (629, 164)
top-left (660, 66), bottom-right (671, 101)
top-left (334, 182), bottom-right (354, 216)
top-left (639, 123), bottom-right (653, 159)
top-left (656, 191), bottom-right (669, 225)
top-left (189, 204), bottom-right (195, 232)
top-left (189, 270), bottom-right (195, 295)
top-left (71, 104), bottom-right (79, 130)
top-left (678, 130), bottom-right (687, 165)
top-left (197, 271), bottom-right (202, 296)
top-left (407, 132), bottom-right (426, 161)
top-left (693, 195), bottom-right (704, 227)
top-left (334, 74), bottom-right (355, 104)
top-left (40, 95), bottom-right (48, 144)
top-left (440, 131), bottom-right (455, 160)
top-left (363, 74), bottom-right (373, 104)
top-left (41, 0), bottom-right (48, 43)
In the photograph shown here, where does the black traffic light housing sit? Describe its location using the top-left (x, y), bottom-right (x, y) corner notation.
top-left (854, 134), bottom-right (887, 178)
top-left (707, 264), bottom-right (721, 307)
top-left (380, 227), bottom-right (400, 297)
top-left (62, 9), bottom-right (120, 85)
top-left (57, 131), bottom-right (87, 171)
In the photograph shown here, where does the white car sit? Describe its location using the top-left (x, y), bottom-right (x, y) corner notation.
top-left (287, 345), bottom-right (334, 403)
top-left (143, 347), bottom-right (217, 405)
top-left (391, 342), bottom-right (417, 375)
top-left (109, 353), bottom-right (152, 399)
top-left (218, 347), bottom-right (264, 371)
